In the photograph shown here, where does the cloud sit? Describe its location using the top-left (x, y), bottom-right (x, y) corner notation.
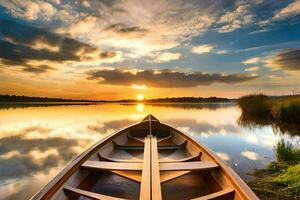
top-left (0, 19), bottom-right (118, 74)
top-left (242, 57), bottom-right (260, 65)
top-left (216, 152), bottom-right (231, 161)
top-left (273, 0), bottom-right (300, 20)
top-left (87, 68), bottom-right (258, 88)
top-left (216, 50), bottom-right (229, 55)
top-left (0, 134), bottom-right (82, 179)
top-left (241, 151), bottom-right (261, 160)
top-left (191, 44), bottom-right (215, 54)
top-left (151, 52), bottom-right (183, 63)
top-left (45, 0), bottom-right (221, 56)
top-left (265, 48), bottom-right (300, 71)
top-left (104, 23), bottom-right (148, 38)
top-left (0, 0), bottom-right (56, 21)
top-left (217, 4), bottom-right (255, 33)
top-left (245, 66), bottom-right (259, 72)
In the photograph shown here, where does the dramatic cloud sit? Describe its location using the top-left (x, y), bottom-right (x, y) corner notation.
top-left (217, 4), bottom-right (255, 33)
top-left (0, 19), bottom-right (117, 74)
top-left (191, 44), bottom-right (215, 54)
top-left (266, 49), bottom-right (300, 71)
top-left (47, 0), bottom-right (221, 56)
top-left (242, 57), bottom-right (260, 65)
top-left (151, 52), bottom-right (183, 63)
top-left (245, 66), bottom-right (259, 72)
top-left (87, 69), bottom-right (258, 88)
top-left (0, 0), bottom-right (56, 21)
top-left (273, 0), bottom-right (300, 20)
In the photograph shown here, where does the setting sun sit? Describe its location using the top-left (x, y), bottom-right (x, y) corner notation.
top-left (137, 94), bottom-right (144, 101)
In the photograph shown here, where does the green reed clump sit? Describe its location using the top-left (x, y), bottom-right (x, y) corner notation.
top-left (238, 94), bottom-right (300, 124)
top-left (274, 139), bottom-right (300, 164)
top-left (271, 97), bottom-right (300, 124)
top-left (238, 94), bottom-right (270, 117)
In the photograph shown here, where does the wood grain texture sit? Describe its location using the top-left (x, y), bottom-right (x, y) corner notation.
top-left (81, 161), bottom-right (142, 171)
top-left (139, 136), bottom-right (151, 200)
top-left (151, 136), bottom-right (162, 200)
top-left (160, 161), bottom-right (218, 171)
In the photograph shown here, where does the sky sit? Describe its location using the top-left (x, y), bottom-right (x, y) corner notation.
top-left (0, 0), bottom-right (300, 100)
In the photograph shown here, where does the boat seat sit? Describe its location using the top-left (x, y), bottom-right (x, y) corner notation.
top-left (64, 185), bottom-right (127, 200)
top-left (191, 188), bottom-right (235, 200)
top-left (160, 161), bottom-right (218, 171)
top-left (115, 141), bottom-right (187, 151)
top-left (159, 152), bottom-right (202, 163)
top-left (98, 152), bottom-right (142, 163)
top-left (81, 161), bottom-right (142, 171)
top-left (82, 160), bottom-right (215, 172)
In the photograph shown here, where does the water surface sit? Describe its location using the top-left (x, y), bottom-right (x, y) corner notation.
top-left (0, 103), bottom-right (299, 200)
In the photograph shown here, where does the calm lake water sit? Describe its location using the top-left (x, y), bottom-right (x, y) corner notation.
top-left (0, 103), bottom-right (299, 200)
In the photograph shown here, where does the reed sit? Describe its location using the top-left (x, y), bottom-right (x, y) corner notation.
top-left (238, 94), bottom-right (300, 124)
top-left (274, 139), bottom-right (300, 164)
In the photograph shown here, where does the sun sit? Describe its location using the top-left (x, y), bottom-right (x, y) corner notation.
top-left (137, 94), bottom-right (144, 101)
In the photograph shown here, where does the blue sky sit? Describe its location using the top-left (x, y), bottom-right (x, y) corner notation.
top-left (0, 0), bottom-right (300, 99)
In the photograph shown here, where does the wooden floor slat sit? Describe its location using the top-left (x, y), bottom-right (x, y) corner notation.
top-left (81, 161), bottom-right (142, 171)
top-left (139, 136), bottom-right (151, 200)
top-left (64, 185), bottom-right (127, 200)
top-left (151, 136), bottom-right (162, 200)
top-left (191, 188), bottom-right (235, 200)
top-left (160, 161), bottom-right (218, 171)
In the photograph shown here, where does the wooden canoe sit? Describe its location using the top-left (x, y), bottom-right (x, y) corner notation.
top-left (31, 114), bottom-right (259, 200)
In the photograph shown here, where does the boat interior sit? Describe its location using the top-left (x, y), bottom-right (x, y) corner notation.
top-left (40, 115), bottom-right (255, 200)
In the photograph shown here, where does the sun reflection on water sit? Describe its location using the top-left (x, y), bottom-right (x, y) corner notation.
top-left (137, 103), bottom-right (144, 112)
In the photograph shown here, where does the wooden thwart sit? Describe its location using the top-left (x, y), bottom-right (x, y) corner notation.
top-left (160, 161), bottom-right (218, 171)
top-left (115, 143), bottom-right (186, 151)
top-left (81, 161), bottom-right (142, 171)
top-left (64, 186), bottom-right (126, 200)
top-left (191, 188), bottom-right (235, 200)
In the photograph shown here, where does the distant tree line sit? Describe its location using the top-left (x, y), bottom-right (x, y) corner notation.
top-left (0, 95), bottom-right (105, 102)
top-left (120, 96), bottom-right (234, 103)
top-left (0, 94), bottom-right (234, 103)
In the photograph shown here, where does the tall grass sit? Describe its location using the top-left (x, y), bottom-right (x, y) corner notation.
top-left (238, 94), bottom-right (300, 124)
top-left (274, 139), bottom-right (300, 164)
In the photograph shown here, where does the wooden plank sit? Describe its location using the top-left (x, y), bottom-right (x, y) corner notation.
top-left (64, 185), bottom-right (127, 200)
top-left (160, 161), bottom-right (218, 171)
top-left (151, 136), bottom-right (162, 200)
top-left (116, 144), bottom-right (185, 151)
top-left (98, 152), bottom-right (142, 163)
top-left (81, 161), bottom-right (142, 171)
top-left (159, 152), bottom-right (202, 163)
top-left (191, 188), bottom-right (235, 200)
top-left (139, 136), bottom-right (151, 200)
